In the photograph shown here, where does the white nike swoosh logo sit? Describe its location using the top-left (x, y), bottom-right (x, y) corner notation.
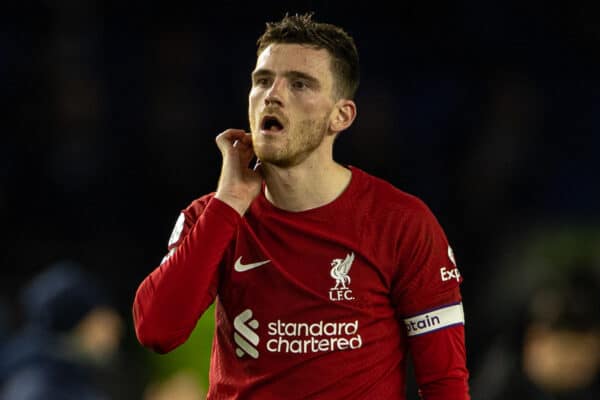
top-left (234, 257), bottom-right (271, 272)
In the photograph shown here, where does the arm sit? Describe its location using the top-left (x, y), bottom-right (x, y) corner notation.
top-left (406, 304), bottom-right (470, 399)
top-left (133, 197), bottom-right (241, 353)
top-left (392, 201), bottom-right (470, 399)
top-left (133, 129), bottom-right (262, 353)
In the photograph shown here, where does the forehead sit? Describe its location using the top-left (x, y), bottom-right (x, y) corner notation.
top-left (254, 43), bottom-right (333, 80)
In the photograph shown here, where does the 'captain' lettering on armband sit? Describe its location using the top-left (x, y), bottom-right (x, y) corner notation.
top-left (403, 302), bottom-right (465, 337)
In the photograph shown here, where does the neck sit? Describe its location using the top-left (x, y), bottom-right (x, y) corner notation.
top-left (262, 155), bottom-right (351, 212)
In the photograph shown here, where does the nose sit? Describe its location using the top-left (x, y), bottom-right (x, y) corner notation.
top-left (264, 78), bottom-right (284, 107)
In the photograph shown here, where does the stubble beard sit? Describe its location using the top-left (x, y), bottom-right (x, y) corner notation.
top-left (252, 116), bottom-right (329, 168)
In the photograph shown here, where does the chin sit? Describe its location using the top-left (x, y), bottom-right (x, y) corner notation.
top-left (254, 150), bottom-right (287, 167)
top-left (256, 154), bottom-right (283, 166)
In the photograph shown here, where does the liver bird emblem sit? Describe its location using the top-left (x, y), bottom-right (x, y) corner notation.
top-left (330, 252), bottom-right (355, 290)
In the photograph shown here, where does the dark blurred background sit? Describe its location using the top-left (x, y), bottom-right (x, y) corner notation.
top-left (2, 1), bottom-right (599, 399)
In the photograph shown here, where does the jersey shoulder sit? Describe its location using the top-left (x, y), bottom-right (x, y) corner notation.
top-left (183, 192), bottom-right (217, 222)
top-left (165, 192), bottom-right (216, 250)
top-left (351, 166), bottom-right (433, 217)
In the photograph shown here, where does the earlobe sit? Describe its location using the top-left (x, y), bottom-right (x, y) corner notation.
top-left (330, 100), bottom-right (357, 133)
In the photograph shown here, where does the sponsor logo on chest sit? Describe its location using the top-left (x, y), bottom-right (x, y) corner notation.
top-left (233, 308), bottom-right (363, 359)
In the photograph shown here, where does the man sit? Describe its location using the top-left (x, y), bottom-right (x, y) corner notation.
top-left (1, 260), bottom-right (126, 400)
top-left (134, 13), bottom-right (470, 399)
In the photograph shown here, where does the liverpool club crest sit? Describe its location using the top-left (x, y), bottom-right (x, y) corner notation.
top-left (329, 252), bottom-right (355, 301)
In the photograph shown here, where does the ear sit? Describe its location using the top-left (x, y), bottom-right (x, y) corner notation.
top-left (329, 99), bottom-right (357, 134)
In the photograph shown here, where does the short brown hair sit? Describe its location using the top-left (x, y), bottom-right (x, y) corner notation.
top-left (256, 13), bottom-right (360, 100)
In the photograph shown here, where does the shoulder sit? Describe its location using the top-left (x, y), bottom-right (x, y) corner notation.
top-left (165, 192), bottom-right (216, 249)
top-left (350, 166), bottom-right (433, 217)
top-left (349, 167), bottom-right (445, 247)
top-left (170, 193), bottom-right (216, 237)
top-left (183, 192), bottom-right (217, 220)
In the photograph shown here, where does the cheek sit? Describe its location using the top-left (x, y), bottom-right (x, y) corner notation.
top-left (302, 104), bottom-right (332, 127)
top-left (301, 97), bottom-right (333, 117)
top-left (249, 88), bottom-right (263, 104)
top-left (248, 92), bottom-right (260, 122)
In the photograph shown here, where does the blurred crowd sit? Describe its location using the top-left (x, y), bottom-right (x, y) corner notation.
top-left (0, 260), bottom-right (128, 399)
top-left (2, 1), bottom-right (599, 398)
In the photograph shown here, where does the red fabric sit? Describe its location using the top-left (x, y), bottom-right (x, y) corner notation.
top-left (133, 166), bottom-right (470, 399)
top-left (410, 325), bottom-right (470, 399)
top-left (133, 197), bottom-right (240, 353)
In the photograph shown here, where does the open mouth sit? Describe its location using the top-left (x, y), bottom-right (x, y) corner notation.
top-left (260, 115), bottom-right (285, 133)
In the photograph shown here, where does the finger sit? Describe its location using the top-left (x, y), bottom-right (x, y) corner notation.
top-left (229, 134), bottom-right (250, 152)
top-left (230, 133), bottom-right (254, 160)
top-left (215, 129), bottom-right (247, 152)
top-left (237, 143), bottom-right (256, 167)
top-left (215, 129), bottom-right (246, 146)
top-left (238, 132), bottom-right (253, 146)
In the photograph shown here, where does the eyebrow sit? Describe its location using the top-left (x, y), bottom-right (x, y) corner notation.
top-left (252, 69), bottom-right (321, 88)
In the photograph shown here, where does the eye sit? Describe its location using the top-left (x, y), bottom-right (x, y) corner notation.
top-left (291, 80), bottom-right (308, 90)
top-left (254, 77), bottom-right (271, 87)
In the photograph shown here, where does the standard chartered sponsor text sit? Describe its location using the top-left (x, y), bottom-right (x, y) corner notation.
top-left (266, 319), bottom-right (363, 354)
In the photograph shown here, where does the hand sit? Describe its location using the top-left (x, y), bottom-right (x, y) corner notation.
top-left (214, 129), bottom-right (262, 216)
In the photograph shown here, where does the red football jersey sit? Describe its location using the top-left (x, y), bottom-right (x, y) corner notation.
top-left (134, 166), bottom-right (470, 399)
